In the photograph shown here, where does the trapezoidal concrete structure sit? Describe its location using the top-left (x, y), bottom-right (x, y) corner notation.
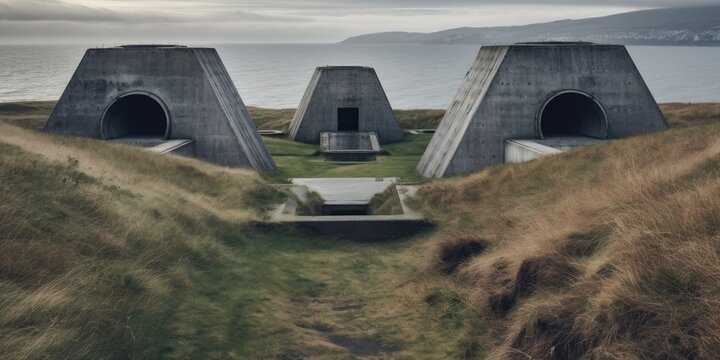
top-left (417, 42), bottom-right (668, 178)
top-left (289, 66), bottom-right (404, 144)
top-left (44, 45), bottom-right (275, 172)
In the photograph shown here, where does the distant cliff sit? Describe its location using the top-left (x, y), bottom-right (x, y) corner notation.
top-left (342, 6), bottom-right (720, 46)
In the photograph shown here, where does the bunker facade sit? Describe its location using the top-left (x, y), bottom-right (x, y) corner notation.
top-left (44, 45), bottom-right (275, 172)
top-left (289, 66), bottom-right (404, 144)
top-left (417, 43), bottom-right (668, 178)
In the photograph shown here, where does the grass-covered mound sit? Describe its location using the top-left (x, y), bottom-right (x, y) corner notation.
top-left (416, 103), bottom-right (720, 359)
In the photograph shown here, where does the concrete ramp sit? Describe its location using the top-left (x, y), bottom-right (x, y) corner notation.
top-left (148, 139), bottom-right (195, 155)
top-left (505, 137), bottom-right (605, 164)
top-left (505, 140), bottom-right (562, 163)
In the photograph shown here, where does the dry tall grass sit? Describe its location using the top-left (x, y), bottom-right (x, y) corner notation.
top-left (0, 109), bottom-right (283, 358)
top-left (417, 103), bottom-right (720, 359)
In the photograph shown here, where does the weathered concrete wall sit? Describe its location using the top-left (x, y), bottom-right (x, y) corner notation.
top-left (417, 47), bottom-right (508, 178)
top-left (289, 66), bottom-right (404, 144)
top-left (44, 45), bottom-right (275, 172)
top-left (417, 43), bottom-right (668, 178)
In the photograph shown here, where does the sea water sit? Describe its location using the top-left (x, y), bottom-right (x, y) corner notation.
top-left (0, 43), bottom-right (718, 109)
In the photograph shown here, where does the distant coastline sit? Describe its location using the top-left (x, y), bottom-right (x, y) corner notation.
top-left (341, 6), bottom-right (720, 46)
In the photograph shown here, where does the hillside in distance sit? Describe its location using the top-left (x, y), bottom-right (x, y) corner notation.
top-left (342, 6), bottom-right (720, 46)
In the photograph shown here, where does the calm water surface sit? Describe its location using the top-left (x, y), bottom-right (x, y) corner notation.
top-left (0, 43), bottom-right (718, 109)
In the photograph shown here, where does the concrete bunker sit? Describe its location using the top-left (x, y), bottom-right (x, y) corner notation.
top-left (289, 66), bottom-right (404, 145)
top-left (539, 91), bottom-right (608, 139)
top-left (102, 93), bottom-right (169, 140)
top-left (418, 42), bottom-right (668, 178)
top-left (44, 45), bottom-right (275, 172)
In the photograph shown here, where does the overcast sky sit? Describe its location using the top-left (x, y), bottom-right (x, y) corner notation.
top-left (0, 0), bottom-right (715, 44)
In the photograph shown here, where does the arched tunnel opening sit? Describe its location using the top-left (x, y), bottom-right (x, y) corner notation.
top-left (539, 92), bottom-right (607, 139)
top-left (103, 94), bottom-right (168, 139)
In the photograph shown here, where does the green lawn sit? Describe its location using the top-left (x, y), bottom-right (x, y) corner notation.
top-left (249, 106), bottom-right (440, 182)
top-left (167, 225), bottom-right (463, 359)
top-left (262, 134), bottom-right (434, 182)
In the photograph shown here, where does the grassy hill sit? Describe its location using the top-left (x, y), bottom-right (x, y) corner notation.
top-left (1, 101), bottom-right (720, 359)
top-left (342, 6), bottom-right (720, 46)
top-left (0, 102), bottom-right (455, 359)
top-left (416, 103), bottom-right (720, 359)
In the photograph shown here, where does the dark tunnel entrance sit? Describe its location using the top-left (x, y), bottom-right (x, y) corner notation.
top-left (338, 107), bottom-right (360, 131)
top-left (539, 92), bottom-right (608, 139)
top-left (102, 94), bottom-right (169, 139)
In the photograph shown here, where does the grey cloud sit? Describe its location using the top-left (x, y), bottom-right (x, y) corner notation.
top-left (0, 0), bottom-right (123, 22)
top-left (225, 10), bottom-right (312, 23)
top-left (0, 0), bottom-right (718, 44)
top-left (2, 0), bottom-right (715, 25)
top-left (199, 0), bottom-right (719, 9)
top-left (0, 0), bottom-right (192, 23)
top-left (0, 0), bottom-right (314, 24)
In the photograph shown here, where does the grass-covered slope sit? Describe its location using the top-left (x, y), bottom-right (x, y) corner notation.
top-left (0, 102), bottom-right (464, 359)
top-left (0, 104), bottom-right (283, 358)
top-left (416, 103), bottom-right (720, 359)
top-left (3, 101), bottom-right (720, 359)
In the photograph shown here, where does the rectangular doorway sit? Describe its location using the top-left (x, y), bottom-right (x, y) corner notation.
top-left (337, 107), bottom-right (359, 131)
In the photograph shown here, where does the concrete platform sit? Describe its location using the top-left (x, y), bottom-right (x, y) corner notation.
top-left (269, 179), bottom-right (429, 241)
top-left (320, 132), bottom-right (382, 161)
top-left (290, 177), bottom-right (397, 206)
